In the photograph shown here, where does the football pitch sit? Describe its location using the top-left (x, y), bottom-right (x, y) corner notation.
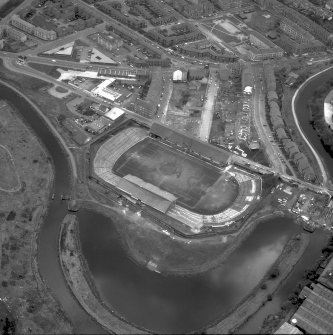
top-left (113, 138), bottom-right (239, 214)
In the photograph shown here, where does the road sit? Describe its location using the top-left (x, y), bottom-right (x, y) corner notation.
top-left (1, 56), bottom-right (153, 126)
top-left (199, 69), bottom-right (219, 141)
top-left (291, 66), bottom-right (333, 189)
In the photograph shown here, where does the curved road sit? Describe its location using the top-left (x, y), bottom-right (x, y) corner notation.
top-left (291, 66), bottom-right (333, 188)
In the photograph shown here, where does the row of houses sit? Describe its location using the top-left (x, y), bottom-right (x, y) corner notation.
top-left (146, 25), bottom-right (204, 48)
top-left (257, 0), bottom-right (332, 46)
top-left (0, 24), bottom-right (27, 43)
top-left (177, 41), bottom-right (238, 63)
top-left (106, 23), bottom-right (162, 59)
top-left (172, 0), bottom-right (215, 19)
top-left (211, 0), bottom-right (254, 11)
top-left (127, 56), bottom-right (171, 68)
top-left (264, 67), bottom-right (316, 182)
top-left (10, 14), bottom-right (56, 40)
top-left (96, 2), bottom-right (147, 30)
top-left (126, 0), bottom-right (177, 26)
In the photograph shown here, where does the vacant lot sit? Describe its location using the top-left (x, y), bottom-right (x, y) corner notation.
top-left (113, 138), bottom-right (239, 214)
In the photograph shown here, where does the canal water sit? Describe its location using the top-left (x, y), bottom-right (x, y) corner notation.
top-left (0, 65), bottom-right (332, 334)
top-left (78, 212), bottom-right (300, 333)
top-left (238, 68), bottom-right (333, 333)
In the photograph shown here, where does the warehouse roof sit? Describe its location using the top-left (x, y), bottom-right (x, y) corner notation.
top-left (319, 257), bottom-right (333, 290)
top-left (291, 284), bottom-right (333, 334)
top-left (150, 122), bottom-right (231, 165)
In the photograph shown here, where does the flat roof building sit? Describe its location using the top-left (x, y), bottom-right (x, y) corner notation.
top-left (104, 107), bottom-right (125, 121)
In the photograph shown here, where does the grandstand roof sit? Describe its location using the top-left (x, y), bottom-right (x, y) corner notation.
top-left (115, 178), bottom-right (173, 213)
top-left (150, 122), bottom-right (231, 165)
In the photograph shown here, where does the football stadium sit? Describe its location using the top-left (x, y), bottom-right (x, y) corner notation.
top-left (92, 123), bottom-right (262, 233)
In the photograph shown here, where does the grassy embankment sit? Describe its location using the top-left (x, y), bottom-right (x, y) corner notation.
top-left (76, 192), bottom-right (287, 277)
top-left (0, 0), bottom-right (24, 18)
top-left (0, 101), bottom-right (73, 334)
top-left (28, 63), bottom-right (64, 80)
top-left (59, 214), bottom-right (147, 334)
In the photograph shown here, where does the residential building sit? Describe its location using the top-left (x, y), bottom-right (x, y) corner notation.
top-left (276, 34), bottom-right (325, 55)
top-left (97, 33), bottom-right (123, 51)
top-left (211, 0), bottom-right (253, 11)
top-left (173, 0), bottom-right (214, 18)
top-left (10, 14), bottom-right (56, 40)
top-left (33, 26), bottom-right (56, 40)
top-left (0, 25), bottom-right (27, 42)
top-left (256, 0), bottom-right (332, 45)
top-left (147, 26), bottom-right (204, 48)
top-left (177, 41), bottom-right (238, 63)
top-left (129, 97), bottom-right (156, 118)
top-left (279, 18), bottom-right (314, 44)
top-left (96, 2), bottom-right (146, 30)
top-left (10, 14), bottom-right (34, 34)
top-left (248, 31), bottom-right (284, 61)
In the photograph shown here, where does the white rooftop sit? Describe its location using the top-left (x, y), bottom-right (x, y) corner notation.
top-left (104, 107), bottom-right (125, 120)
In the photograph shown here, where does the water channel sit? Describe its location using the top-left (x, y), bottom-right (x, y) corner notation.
top-left (0, 65), bottom-right (332, 333)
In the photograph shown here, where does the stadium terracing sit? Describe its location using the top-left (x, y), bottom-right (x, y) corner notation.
top-left (92, 123), bottom-right (262, 234)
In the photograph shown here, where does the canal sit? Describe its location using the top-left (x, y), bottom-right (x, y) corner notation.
top-left (0, 64), bottom-right (332, 334)
top-left (0, 82), bottom-right (106, 334)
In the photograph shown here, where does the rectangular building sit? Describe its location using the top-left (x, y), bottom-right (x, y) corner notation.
top-left (10, 14), bottom-right (34, 34)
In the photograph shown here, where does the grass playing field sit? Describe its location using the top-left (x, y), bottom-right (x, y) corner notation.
top-left (113, 138), bottom-right (239, 214)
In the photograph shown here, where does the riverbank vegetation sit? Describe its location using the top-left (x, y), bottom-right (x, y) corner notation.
top-left (59, 214), bottom-right (146, 334)
top-left (0, 101), bottom-right (73, 333)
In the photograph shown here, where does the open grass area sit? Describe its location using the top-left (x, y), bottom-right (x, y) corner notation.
top-left (0, 146), bottom-right (20, 191)
top-left (28, 63), bottom-right (62, 79)
top-left (0, 60), bottom-right (48, 91)
top-left (113, 138), bottom-right (239, 214)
